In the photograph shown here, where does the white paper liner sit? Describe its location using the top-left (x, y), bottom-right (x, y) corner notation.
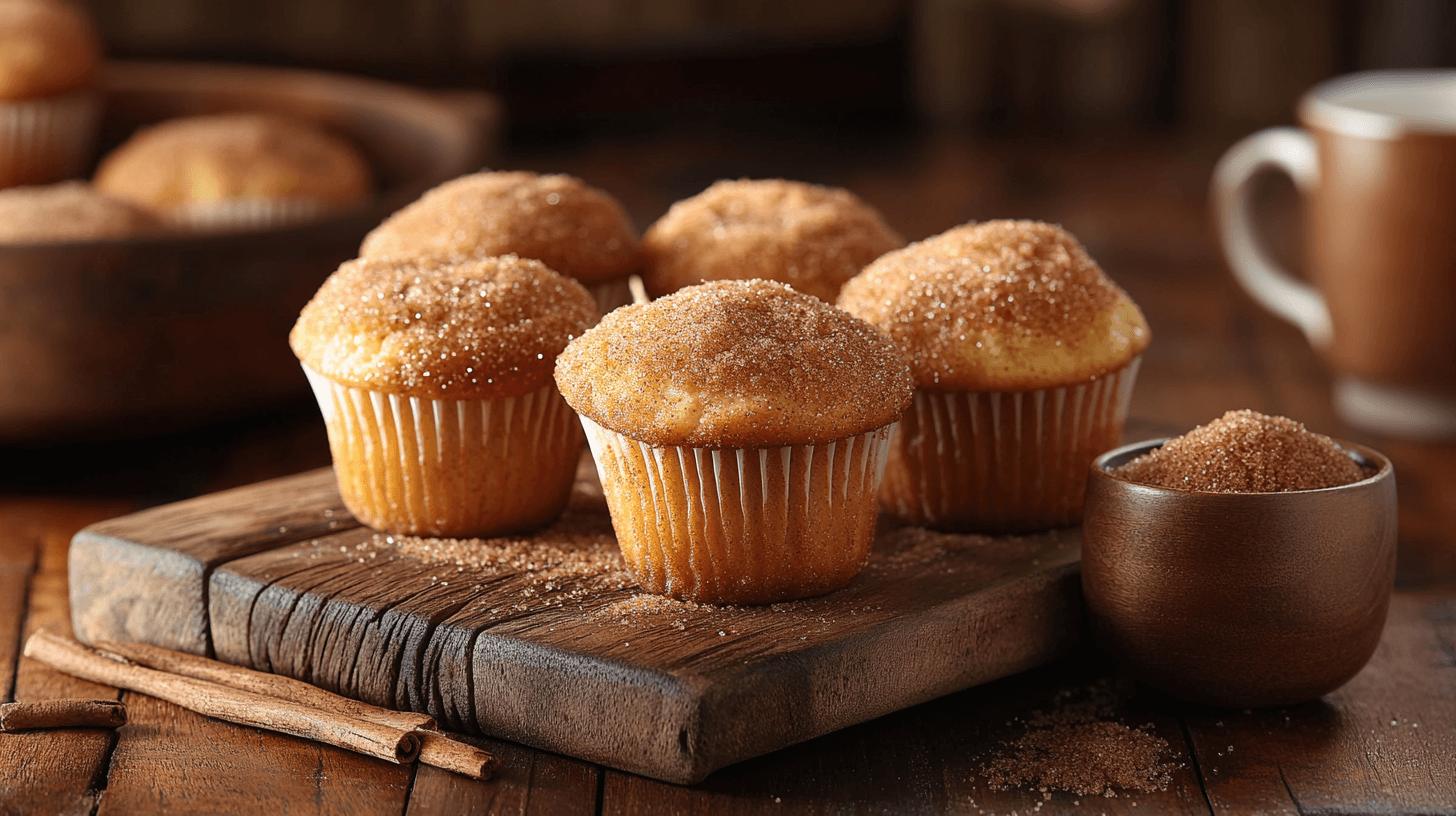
top-left (303, 367), bottom-right (582, 536)
top-left (0, 91), bottom-right (99, 187)
top-left (580, 416), bottom-right (895, 603)
top-left (167, 197), bottom-right (331, 233)
top-left (881, 357), bottom-right (1142, 532)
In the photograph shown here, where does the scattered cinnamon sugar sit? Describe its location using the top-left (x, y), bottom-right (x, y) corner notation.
top-left (867, 525), bottom-right (1067, 576)
top-left (1111, 409), bottom-right (1367, 493)
top-left (980, 722), bottom-right (1174, 798)
top-left (597, 595), bottom-right (720, 631)
top-left (977, 679), bottom-right (1178, 798)
top-left (382, 511), bottom-right (635, 611)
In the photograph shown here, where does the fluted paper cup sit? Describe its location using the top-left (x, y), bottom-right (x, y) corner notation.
top-left (581, 416), bottom-right (895, 604)
top-left (168, 197), bottom-right (334, 233)
top-left (587, 275), bottom-right (634, 317)
top-left (0, 91), bottom-right (99, 187)
top-left (881, 357), bottom-right (1142, 533)
top-left (304, 367), bottom-right (582, 537)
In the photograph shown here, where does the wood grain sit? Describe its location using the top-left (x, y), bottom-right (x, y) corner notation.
top-left (97, 692), bottom-right (413, 816)
top-left (0, 503), bottom-right (41, 702)
top-left (405, 732), bottom-right (600, 816)
top-left (603, 653), bottom-right (1211, 815)
top-left (68, 465), bottom-right (1087, 783)
top-left (0, 502), bottom-right (128, 816)
top-left (1184, 592), bottom-right (1456, 815)
top-left (69, 468), bottom-right (355, 654)
top-left (97, 637), bottom-right (435, 732)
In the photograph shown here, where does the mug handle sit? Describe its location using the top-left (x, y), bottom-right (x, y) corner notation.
top-left (1211, 127), bottom-right (1333, 347)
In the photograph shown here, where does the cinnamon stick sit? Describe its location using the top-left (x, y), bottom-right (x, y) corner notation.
top-left (0, 699), bottom-right (127, 731)
top-left (417, 729), bottom-right (499, 780)
top-left (23, 630), bottom-right (419, 765)
top-left (94, 639), bottom-right (434, 733)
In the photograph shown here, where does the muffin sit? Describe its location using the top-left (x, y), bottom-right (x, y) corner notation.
top-left (290, 255), bottom-right (598, 537)
top-left (555, 279), bottom-right (914, 604)
top-left (0, 0), bottom-right (103, 187)
top-left (838, 220), bottom-right (1150, 533)
top-left (642, 178), bottom-right (903, 303)
top-left (360, 171), bottom-right (641, 315)
top-left (94, 112), bottom-right (374, 232)
top-left (0, 181), bottom-right (164, 243)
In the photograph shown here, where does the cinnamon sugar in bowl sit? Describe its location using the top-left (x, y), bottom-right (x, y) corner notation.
top-left (1082, 410), bottom-right (1396, 707)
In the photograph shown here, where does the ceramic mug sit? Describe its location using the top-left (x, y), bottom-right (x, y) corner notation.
top-left (1213, 70), bottom-right (1456, 438)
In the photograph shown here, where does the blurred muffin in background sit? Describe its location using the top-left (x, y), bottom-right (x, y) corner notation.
top-left (360, 170), bottom-right (641, 315)
top-left (642, 178), bottom-right (903, 303)
top-left (93, 112), bottom-right (374, 232)
top-left (0, 0), bottom-right (103, 187)
top-left (0, 180), bottom-right (164, 243)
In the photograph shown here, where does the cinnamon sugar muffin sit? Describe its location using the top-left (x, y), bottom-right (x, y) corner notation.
top-left (0, 0), bottom-right (103, 187)
top-left (642, 178), bottom-right (903, 303)
top-left (291, 255), bottom-right (598, 537)
top-left (838, 220), bottom-right (1150, 533)
top-left (94, 112), bottom-right (374, 232)
top-left (0, 181), bottom-right (164, 243)
top-left (555, 279), bottom-right (913, 604)
top-left (360, 171), bottom-right (641, 315)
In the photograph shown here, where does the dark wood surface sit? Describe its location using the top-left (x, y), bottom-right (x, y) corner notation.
top-left (70, 464), bottom-right (1084, 783)
top-left (3, 131), bottom-right (1455, 813)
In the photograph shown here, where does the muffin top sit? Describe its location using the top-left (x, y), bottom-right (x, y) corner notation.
top-left (291, 255), bottom-right (598, 400)
top-left (642, 178), bottom-right (904, 303)
top-left (359, 171), bottom-right (641, 285)
top-left (555, 279), bottom-right (914, 448)
top-left (93, 112), bottom-right (374, 211)
top-left (838, 220), bottom-right (1150, 392)
top-left (0, 0), bottom-right (101, 100)
top-left (0, 181), bottom-right (165, 243)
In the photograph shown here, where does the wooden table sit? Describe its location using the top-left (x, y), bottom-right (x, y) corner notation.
top-left (3, 130), bottom-right (1454, 814)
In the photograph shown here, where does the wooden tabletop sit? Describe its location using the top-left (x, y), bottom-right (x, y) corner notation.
top-left (2, 129), bottom-right (1454, 815)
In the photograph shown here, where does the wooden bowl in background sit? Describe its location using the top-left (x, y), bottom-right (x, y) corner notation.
top-left (1081, 438), bottom-right (1397, 707)
top-left (0, 61), bottom-right (497, 441)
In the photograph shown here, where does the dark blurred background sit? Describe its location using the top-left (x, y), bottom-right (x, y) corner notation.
top-left (86, 0), bottom-right (1456, 144)
top-left (11, 0), bottom-right (1453, 501)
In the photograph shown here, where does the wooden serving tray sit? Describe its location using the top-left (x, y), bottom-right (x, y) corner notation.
top-left (68, 461), bottom-right (1083, 784)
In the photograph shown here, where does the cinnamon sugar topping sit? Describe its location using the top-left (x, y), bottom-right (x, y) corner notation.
top-left (359, 171), bottom-right (641, 284)
top-left (838, 220), bottom-right (1149, 392)
top-left (554, 279), bottom-right (913, 448)
top-left (290, 255), bottom-right (597, 399)
top-left (1111, 409), bottom-right (1367, 493)
top-left (642, 178), bottom-right (904, 302)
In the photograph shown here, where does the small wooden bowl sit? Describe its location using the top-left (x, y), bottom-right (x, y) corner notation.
top-left (1081, 438), bottom-right (1396, 707)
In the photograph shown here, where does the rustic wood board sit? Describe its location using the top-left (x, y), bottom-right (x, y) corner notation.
top-left (70, 462), bottom-right (1084, 784)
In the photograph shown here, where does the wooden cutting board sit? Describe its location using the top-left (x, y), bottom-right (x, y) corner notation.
top-left (68, 459), bottom-right (1083, 784)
